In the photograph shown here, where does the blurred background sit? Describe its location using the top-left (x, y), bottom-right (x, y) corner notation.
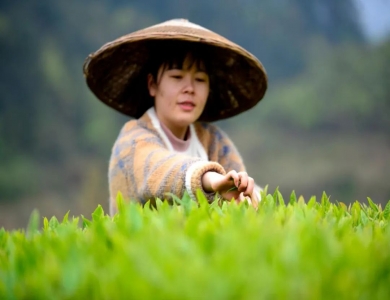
top-left (1, 0), bottom-right (389, 229)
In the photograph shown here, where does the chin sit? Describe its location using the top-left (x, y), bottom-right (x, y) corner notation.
top-left (175, 115), bottom-right (198, 126)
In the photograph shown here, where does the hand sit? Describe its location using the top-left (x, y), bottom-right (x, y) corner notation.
top-left (202, 170), bottom-right (256, 205)
top-left (238, 184), bottom-right (262, 210)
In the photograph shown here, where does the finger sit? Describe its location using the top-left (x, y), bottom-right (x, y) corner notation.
top-left (237, 172), bottom-right (248, 192)
top-left (227, 170), bottom-right (239, 187)
top-left (243, 177), bottom-right (255, 197)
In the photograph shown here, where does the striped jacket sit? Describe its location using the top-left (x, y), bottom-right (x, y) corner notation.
top-left (108, 111), bottom-right (246, 214)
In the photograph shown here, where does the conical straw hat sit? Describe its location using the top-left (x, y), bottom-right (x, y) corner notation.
top-left (83, 19), bottom-right (268, 121)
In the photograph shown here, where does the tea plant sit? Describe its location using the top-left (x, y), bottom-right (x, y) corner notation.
top-left (1, 188), bottom-right (389, 299)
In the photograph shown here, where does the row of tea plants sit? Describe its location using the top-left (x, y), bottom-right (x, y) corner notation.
top-left (1, 188), bottom-right (389, 299)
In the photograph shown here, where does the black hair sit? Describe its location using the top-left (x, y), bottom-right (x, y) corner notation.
top-left (146, 40), bottom-right (211, 82)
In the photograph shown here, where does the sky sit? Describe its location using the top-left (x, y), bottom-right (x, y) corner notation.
top-left (354, 0), bottom-right (390, 42)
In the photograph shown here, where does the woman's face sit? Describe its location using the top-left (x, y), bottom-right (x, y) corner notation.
top-left (148, 55), bottom-right (210, 138)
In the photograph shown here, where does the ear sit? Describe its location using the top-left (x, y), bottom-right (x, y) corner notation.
top-left (147, 74), bottom-right (156, 97)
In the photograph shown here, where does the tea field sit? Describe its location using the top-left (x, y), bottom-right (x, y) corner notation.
top-left (1, 188), bottom-right (389, 299)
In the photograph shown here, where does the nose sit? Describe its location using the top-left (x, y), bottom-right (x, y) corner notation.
top-left (183, 74), bottom-right (195, 94)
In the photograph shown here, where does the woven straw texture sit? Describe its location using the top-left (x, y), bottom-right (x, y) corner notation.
top-left (83, 19), bottom-right (268, 121)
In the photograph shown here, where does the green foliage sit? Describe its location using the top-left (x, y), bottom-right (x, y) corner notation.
top-left (1, 191), bottom-right (390, 299)
top-left (258, 38), bottom-right (390, 131)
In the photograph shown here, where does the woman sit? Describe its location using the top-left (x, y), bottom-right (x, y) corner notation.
top-left (83, 19), bottom-right (268, 215)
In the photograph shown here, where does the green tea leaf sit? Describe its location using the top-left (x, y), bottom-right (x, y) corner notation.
top-left (260, 184), bottom-right (269, 201)
top-left (43, 217), bottom-right (49, 231)
top-left (72, 216), bottom-right (80, 226)
top-left (92, 205), bottom-right (104, 222)
top-left (155, 198), bottom-right (164, 210)
top-left (49, 216), bottom-right (59, 230)
top-left (383, 201), bottom-right (390, 220)
top-left (262, 194), bottom-right (275, 212)
top-left (81, 215), bottom-right (92, 229)
top-left (277, 190), bottom-right (285, 206)
top-left (367, 197), bottom-right (378, 212)
top-left (307, 196), bottom-right (316, 208)
top-left (351, 201), bottom-right (361, 226)
top-left (116, 191), bottom-right (125, 213)
top-left (196, 189), bottom-right (208, 207)
top-left (166, 192), bottom-right (183, 205)
top-left (289, 190), bottom-right (297, 205)
top-left (273, 186), bottom-right (279, 202)
top-left (360, 210), bottom-right (368, 226)
top-left (321, 191), bottom-right (330, 208)
top-left (26, 209), bottom-right (40, 238)
top-left (338, 202), bottom-right (347, 211)
top-left (298, 195), bottom-right (305, 206)
top-left (62, 211), bottom-right (70, 224)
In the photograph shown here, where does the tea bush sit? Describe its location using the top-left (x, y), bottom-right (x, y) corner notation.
top-left (1, 188), bottom-right (389, 299)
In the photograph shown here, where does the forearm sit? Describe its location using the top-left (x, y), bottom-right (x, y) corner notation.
top-left (201, 171), bottom-right (223, 193)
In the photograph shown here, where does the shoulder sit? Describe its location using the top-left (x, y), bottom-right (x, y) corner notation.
top-left (119, 113), bottom-right (154, 135)
top-left (115, 113), bottom-right (162, 146)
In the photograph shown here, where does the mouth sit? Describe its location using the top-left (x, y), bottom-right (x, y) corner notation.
top-left (178, 101), bottom-right (196, 111)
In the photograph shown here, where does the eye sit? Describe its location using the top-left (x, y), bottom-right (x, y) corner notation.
top-left (171, 75), bottom-right (183, 79)
top-left (195, 71), bottom-right (208, 83)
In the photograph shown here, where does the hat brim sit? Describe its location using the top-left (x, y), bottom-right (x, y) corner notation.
top-left (83, 20), bottom-right (268, 122)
